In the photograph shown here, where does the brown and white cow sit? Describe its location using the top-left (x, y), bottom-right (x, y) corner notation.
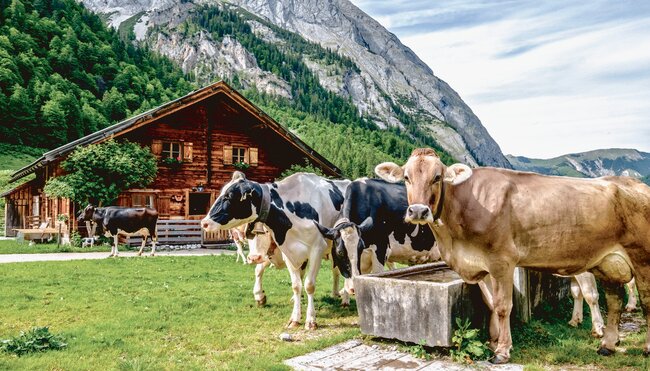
top-left (229, 225), bottom-right (249, 264)
top-left (376, 148), bottom-right (650, 364)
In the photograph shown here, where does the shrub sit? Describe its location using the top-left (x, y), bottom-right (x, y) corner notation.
top-left (1, 327), bottom-right (67, 356)
top-left (450, 318), bottom-right (490, 364)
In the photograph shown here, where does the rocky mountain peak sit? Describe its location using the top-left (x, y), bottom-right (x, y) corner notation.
top-left (80, 0), bottom-right (512, 168)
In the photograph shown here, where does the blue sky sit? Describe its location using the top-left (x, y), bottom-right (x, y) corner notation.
top-left (351, 0), bottom-right (650, 158)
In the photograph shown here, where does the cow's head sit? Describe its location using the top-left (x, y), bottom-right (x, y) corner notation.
top-left (246, 223), bottom-right (275, 265)
top-left (202, 171), bottom-right (264, 232)
top-left (375, 148), bottom-right (472, 224)
top-left (314, 218), bottom-right (373, 294)
top-left (77, 204), bottom-right (96, 223)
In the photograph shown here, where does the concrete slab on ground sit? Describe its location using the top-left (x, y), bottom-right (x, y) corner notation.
top-left (0, 248), bottom-right (234, 264)
top-left (284, 340), bottom-right (523, 370)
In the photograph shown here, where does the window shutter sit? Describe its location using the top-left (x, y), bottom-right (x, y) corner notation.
top-left (249, 147), bottom-right (258, 166)
top-left (183, 142), bottom-right (193, 162)
top-left (223, 145), bottom-right (233, 165)
top-left (151, 140), bottom-right (162, 158)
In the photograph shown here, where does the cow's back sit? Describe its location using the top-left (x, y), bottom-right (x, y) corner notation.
top-left (275, 173), bottom-right (350, 228)
top-left (103, 207), bottom-right (158, 235)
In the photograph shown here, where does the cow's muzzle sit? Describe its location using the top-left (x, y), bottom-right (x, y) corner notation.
top-left (247, 254), bottom-right (264, 264)
top-left (405, 204), bottom-right (433, 224)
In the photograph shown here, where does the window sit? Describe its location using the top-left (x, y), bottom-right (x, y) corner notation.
top-left (132, 194), bottom-right (155, 209)
top-left (189, 193), bottom-right (211, 216)
top-left (232, 147), bottom-right (246, 164)
top-left (162, 142), bottom-right (182, 160)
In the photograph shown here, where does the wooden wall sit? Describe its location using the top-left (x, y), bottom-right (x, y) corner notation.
top-left (5, 91), bottom-right (333, 223)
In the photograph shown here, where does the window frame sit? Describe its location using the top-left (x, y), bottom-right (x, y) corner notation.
top-left (161, 142), bottom-right (182, 161)
top-left (232, 146), bottom-right (246, 164)
top-left (132, 193), bottom-right (155, 209)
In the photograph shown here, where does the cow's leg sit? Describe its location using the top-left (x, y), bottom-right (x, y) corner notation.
top-left (332, 266), bottom-right (350, 307)
top-left (304, 256), bottom-right (323, 330)
top-left (477, 275), bottom-right (497, 350)
top-left (150, 233), bottom-right (157, 256)
top-left (625, 278), bottom-right (637, 312)
top-left (386, 261), bottom-right (396, 270)
top-left (568, 276), bottom-right (584, 328)
top-left (489, 268), bottom-right (515, 364)
top-left (112, 235), bottom-right (119, 257)
top-left (574, 272), bottom-right (604, 338)
top-left (598, 282), bottom-right (624, 355)
top-left (286, 263), bottom-right (303, 328)
top-left (629, 265), bottom-right (650, 355)
top-left (254, 260), bottom-right (270, 306)
top-left (137, 235), bottom-right (147, 256)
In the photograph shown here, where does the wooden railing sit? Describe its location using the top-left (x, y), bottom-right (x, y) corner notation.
top-left (121, 219), bottom-right (231, 247)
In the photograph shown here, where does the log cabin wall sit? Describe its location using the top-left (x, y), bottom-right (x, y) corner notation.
top-left (5, 83), bottom-right (339, 225)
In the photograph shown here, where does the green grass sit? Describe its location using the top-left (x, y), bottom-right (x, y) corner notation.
top-left (0, 255), bottom-right (359, 369)
top-left (0, 239), bottom-right (112, 254)
top-left (0, 252), bottom-right (648, 369)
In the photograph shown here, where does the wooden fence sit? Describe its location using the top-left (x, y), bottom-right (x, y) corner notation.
top-left (121, 219), bottom-right (231, 247)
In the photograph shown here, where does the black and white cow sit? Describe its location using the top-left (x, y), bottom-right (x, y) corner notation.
top-left (201, 171), bottom-right (350, 329)
top-left (315, 178), bottom-right (439, 293)
top-left (78, 205), bottom-right (158, 257)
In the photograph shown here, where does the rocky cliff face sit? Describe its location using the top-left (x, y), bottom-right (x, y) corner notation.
top-left (80, 0), bottom-right (511, 168)
top-left (507, 149), bottom-right (650, 178)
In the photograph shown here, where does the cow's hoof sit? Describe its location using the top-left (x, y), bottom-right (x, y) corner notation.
top-left (567, 319), bottom-right (580, 327)
top-left (150, 253), bottom-right (155, 257)
top-left (287, 321), bottom-right (301, 329)
top-left (591, 329), bottom-right (604, 338)
top-left (340, 302), bottom-right (350, 308)
top-left (490, 354), bottom-right (509, 364)
top-left (256, 296), bottom-right (267, 306)
top-left (625, 305), bottom-right (636, 312)
top-left (597, 347), bottom-right (615, 356)
top-left (643, 348), bottom-right (650, 357)
top-left (306, 322), bottom-right (318, 330)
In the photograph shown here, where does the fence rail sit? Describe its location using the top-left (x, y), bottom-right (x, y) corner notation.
top-left (121, 219), bottom-right (232, 247)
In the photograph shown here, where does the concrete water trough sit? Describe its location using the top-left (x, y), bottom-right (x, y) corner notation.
top-left (354, 262), bottom-right (570, 347)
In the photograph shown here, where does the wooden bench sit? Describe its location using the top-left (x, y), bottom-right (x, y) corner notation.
top-left (13, 218), bottom-right (59, 243)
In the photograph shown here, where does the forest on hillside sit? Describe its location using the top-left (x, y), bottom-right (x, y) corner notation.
top-left (0, 0), bottom-right (453, 179)
top-left (0, 0), bottom-right (194, 148)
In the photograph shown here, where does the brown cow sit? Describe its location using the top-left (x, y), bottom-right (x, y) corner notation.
top-left (375, 148), bottom-right (650, 364)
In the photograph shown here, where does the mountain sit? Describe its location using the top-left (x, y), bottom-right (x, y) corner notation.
top-left (507, 149), bottom-right (650, 180)
top-left (79, 0), bottom-right (512, 169)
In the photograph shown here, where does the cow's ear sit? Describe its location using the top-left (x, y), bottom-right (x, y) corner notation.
top-left (232, 171), bottom-right (246, 181)
top-left (444, 164), bottom-right (472, 185)
top-left (375, 162), bottom-right (404, 182)
top-left (358, 217), bottom-right (373, 234)
top-left (314, 221), bottom-right (339, 240)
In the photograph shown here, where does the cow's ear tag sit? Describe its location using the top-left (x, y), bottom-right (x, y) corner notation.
top-left (444, 164), bottom-right (472, 185)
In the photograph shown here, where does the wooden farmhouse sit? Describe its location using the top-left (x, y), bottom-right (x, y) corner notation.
top-left (3, 81), bottom-right (341, 240)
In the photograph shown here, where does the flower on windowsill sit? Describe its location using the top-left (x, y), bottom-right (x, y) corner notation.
top-left (232, 161), bottom-right (250, 170)
top-left (161, 156), bottom-right (183, 167)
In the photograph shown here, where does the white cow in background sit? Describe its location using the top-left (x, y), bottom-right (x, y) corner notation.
top-left (570, 273), bottom-right (638, 337)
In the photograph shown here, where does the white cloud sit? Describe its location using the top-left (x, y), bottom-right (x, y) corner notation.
top-left (351, 1), bottom-right (650, 158)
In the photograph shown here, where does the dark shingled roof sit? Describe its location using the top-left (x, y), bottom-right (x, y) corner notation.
top-left (8, 81), bottom-right (341, 184)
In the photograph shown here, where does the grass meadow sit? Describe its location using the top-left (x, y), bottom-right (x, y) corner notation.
top-left (0, 255), bottom-right (359, 370)
top-left (0, 252), bottom-right (649, 370)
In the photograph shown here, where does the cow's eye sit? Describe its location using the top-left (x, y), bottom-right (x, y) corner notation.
top-left (404, 175), bottom-right (410, 183)
top-left (433, 175), bottom-right (441, 183)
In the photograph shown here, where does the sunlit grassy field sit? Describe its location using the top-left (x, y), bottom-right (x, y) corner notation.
top-left (1, 253), bottom-right (648, 370)
top-left (0, 255), bottom-right (359, 369)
